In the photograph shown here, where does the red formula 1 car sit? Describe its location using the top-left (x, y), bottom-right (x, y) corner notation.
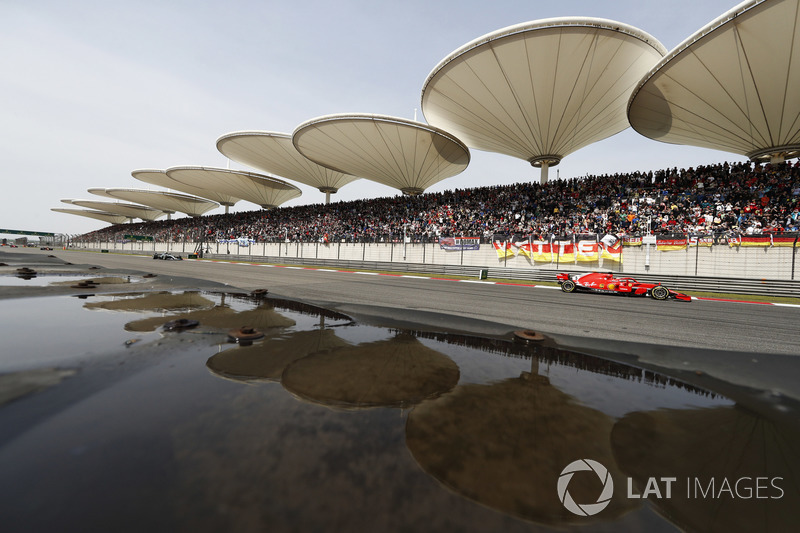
top-left (556, 272), bottom-right (691, 301)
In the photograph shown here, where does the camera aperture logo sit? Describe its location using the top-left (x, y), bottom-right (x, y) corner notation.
top-left (557, 459), bottom-right (614, 516)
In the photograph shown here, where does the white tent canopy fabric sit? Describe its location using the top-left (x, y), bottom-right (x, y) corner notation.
top-left (91, 188), bottom-right (219, 217)
top-left (292, 113), bottom-right (470, 195)
top-left (216, 131), bottom-right (360, 202)
top-left (64, 198), bottom-right (164, 221)
top-left (51, 208), bottom-right (130, 225)
top-left (628, 0), bottom-right (800, 163)
top-left (165, 166), bottom-right (302, 209)
top-left (421, 17), bottom-right (666, 182)
top-left (132, 169), bottom-right (242, 208)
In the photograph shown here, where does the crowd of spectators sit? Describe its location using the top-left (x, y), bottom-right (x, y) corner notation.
top-left (80, 160), bottom-right (800, 244)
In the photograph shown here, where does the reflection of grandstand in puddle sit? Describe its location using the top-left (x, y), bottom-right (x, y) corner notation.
top-left (281, 333), bottom-right (460, 409)
top-left (612, 405), bottom-right (800, 533)
top-left (406, 368), bottom-right (640, 526)
top-left (207, 329), bottom-right (351, 384)
top-left (397, 328), bottom-right (719, 399)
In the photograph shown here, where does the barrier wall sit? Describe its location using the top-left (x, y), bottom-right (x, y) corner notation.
top-left (74, 238), bottom-right (800, 281)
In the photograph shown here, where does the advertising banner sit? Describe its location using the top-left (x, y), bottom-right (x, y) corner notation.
top-left (439, 237), bottom-right (480, 251)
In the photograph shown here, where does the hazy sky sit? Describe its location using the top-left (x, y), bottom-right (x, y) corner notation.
top-left (1, 0), bottom-right (749, 237)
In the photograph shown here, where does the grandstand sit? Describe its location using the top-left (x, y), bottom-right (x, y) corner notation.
top-left (79, 161), bottom-right (800, 245)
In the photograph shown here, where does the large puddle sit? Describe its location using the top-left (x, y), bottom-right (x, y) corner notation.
top-left (0, 291), bottom-right (797, 532)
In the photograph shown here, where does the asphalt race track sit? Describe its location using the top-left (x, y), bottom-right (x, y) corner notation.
top-left (47, 249), bottom-right (799, 354)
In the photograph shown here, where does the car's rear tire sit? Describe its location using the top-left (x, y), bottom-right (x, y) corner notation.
top-left (561, 280), bottom-right (576, 293)
top-left (651, 286), bottom-right (669, 300)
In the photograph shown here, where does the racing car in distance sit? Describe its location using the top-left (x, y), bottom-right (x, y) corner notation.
top-left (556, 272), bottom-right (691, 301)
top-left (153, 252), bottom-right (183, 261)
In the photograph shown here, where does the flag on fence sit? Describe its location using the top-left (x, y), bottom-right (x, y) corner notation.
top-left (623, 236), bottom-right (643, 246)
top-left (531, 240), bottom-right (553, 262)
top-left (771, 235), bottom-right (797, 247)
top-left (740, 235), bottom-right (772, 247)
top-left (493, 236), bottom-right (514, 258)
top-left (656, 237), bottom-right (688, 251)
top-left (599, 234), bottom-right (622, 261)
top-left (555, 240), bottom-right (576, 262)
top-left (575, 237), bottom-right (599, 261)
top-left (512, 235), bottom-right (531, 257)
top-left (688, 235), bottom-right (714, 247)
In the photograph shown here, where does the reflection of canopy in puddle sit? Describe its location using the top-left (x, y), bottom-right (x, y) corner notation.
top-left (281, 333), bottom-right (459, 409)
top-left (207, 329), bottom-right (351, 383)
top-left (85, 291), bottom-right (215, 313)
top-left (611, 405), bottom-right (800, 533)
top-left (124, 303), bottom-right (296, 332)
top-left (405, 365), bottom-right (638, 526)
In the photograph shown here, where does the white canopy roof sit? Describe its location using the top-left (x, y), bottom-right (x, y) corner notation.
top-left (628, 0), bottom-right (800, 163)
top-left (51, 208), bottom-right (130, 225)
top-left (292, 113), bottom-right (470, 195)
top-left (64, 198), bottom-right (164, 221)
top-left (421, 17), bottom-right (666, 174)
top-left (131, 169), bottom-right (241, 207)
top-left (216, 131), bottom-right (360, 195)
top-left (92, 188), bottom-right (219, 217)
top-left (165, 166), bottom-right (302, 209)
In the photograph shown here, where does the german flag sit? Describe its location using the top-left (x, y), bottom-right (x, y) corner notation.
top-left (555, 240), bottom-right (576, 262)
top-left (493, 237), bottom-right (514, 258)
top-left (575, 238), bottom-right (599, 262)
top-left (656, 237), bottom-right (688, 251)
top-left (531, 241), bottom-right (553, 262)
top-left (601, 242), bottom-right (622, 262)
top-left (771, 235), bottom-right (797, 247)
top-left (740, 235), bottom-right (772, 247)
top-left (512, 235), bottom-right (531, 257)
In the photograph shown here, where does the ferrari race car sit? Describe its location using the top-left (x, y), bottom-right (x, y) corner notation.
top-left (556, 272), bottom-right (691, 302)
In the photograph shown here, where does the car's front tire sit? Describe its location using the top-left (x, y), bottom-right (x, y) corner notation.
top-left (651, 286), bottom-right (669, 300)
top-left (561, 280), bottom-right (576, 293)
